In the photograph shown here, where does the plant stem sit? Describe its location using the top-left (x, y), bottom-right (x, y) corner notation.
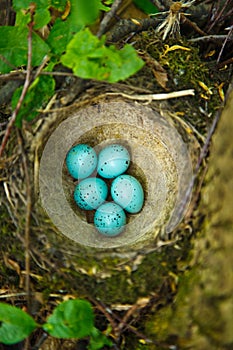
top-left (0, 4), bottom-right (35, 158)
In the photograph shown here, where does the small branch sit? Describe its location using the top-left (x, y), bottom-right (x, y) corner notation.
top-left (18, 131), bottom-right (32, 314)
top-left (0, 4), bottom-right (35, 158)
top-left (189, 34), bottom-right (229, 43)
top-left (217, 25), bottom-right (233, 63)
top-left (217, 57), bottom-right (233, 69)
top-left (176, 104), bottom-right (223, 223)
top-left (105, 89), bottom-right (195, 101)
top-left (107, 17), bottom-right (160, 43)
top-left (97, 0), bottom-right (123, 38)
top-left (181, 14), bottom-right (207, 36)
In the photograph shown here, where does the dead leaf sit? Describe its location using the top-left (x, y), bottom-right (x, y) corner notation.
top-left (152, 67), bottom-right (168, 89)
top-left (141, 52), bottom-right (168, 89)
top-left (3, 255), bottom-right (21, 275)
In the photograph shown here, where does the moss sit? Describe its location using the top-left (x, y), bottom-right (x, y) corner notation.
top-left (129, 32), bottom-right (223, 134)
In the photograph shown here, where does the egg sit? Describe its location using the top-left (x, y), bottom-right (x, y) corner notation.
top-left (97, 144), bottom-right (130, 179)
top-left (66, 144), bottom-right (97, 179)
top-left (94, 202), bottom-right (126, 236)
top-left (74, 177), bottom-right (108, 210)
top-left (111, 175), bottom-right (144, 214)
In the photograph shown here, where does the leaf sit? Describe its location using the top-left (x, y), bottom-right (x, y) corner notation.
top-left (89, 327), bottom-right (113, 350)
top-left (33, 7), bottom-right (51, 30)
top-left (61, 28), bottom-right (144, 83)
top-left (13, 0), bottom-right (48, 11)
top-left (133, 0), bottom-right (159, 14)
top-left (73, 0), bottom-right (100, 26)
top-left (43, 299), bottom-right (94, 339)
top-left (50, 0), bottom-right (67, 12)
top-left (47, 0), bottom-right (101, 55)
top-left (46, 18), bottom-right (83, 55)
top-left (13, 0), bottom-right (51, 29)
top-left (0, 26), bottom-right (50, 73)
top-left (0, 303), bottom-right (37, 345)
top-left (12, 75), bottom-right (55, 127)
top-left (106, 44), bottom-right (145, 83)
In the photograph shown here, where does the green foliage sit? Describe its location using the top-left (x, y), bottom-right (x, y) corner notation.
top-left (89, 327), bottom-right (113, 350)
top-left (13, 0), bottom-right (51, 29)
top-left (0, 303), bottom-right (37, 345)
top-left (12, 75), bottom-right (55, 127)
top-left (43, 299), bottom-right (94, 338)
top-left (0, 26), bottom-right (50, 74)
top-left (61, 28), bottom-right (144, 82)
top-left (133, 0), bottom-right (158, 14)
top-left (0, 0), bottom-right (144, 127)
top-left (0, 299), bottom-right (112, 349)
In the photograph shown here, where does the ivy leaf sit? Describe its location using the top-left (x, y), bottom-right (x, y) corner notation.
top-left (43, 299), bottom-right (94, 339)
top-left (0, 26), bottom-right (50, 73)
top-left (12, 75), bottom-right (55, 127)
top-left (0, 303), bottom-right (37, 345)
top-left (61, 28), bottom-right (144, 82)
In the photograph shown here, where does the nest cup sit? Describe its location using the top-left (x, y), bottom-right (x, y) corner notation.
top-left (39, 101), bottom-right (193, 250)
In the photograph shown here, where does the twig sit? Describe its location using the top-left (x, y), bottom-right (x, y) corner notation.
top-left (207, 0), bottom-right (231, 33)
top-left (176, 104), bottom-right (223, 223)
top-left (0, 4), bottom-right (35, 158)
top-left (97, 0), bottom-right (123, 38)
top-left (181, 14), bottom-right (207, 36)
top-left (105, 89), bottom-right (195, 101)
top-left (107, 17), bottom-right (160, 43)
top-left (18, 130), bottom-right (32, 316)
top-left (189, 34), bottom-right (229, 43)
top-left (217, 57), bottom-right (233, 69)
top-left (89, 297), bottom-right (118, 335)
top-left (217, 25), bottom-right (233, 63)
top-left (96, 299), bottom-right (171, 348)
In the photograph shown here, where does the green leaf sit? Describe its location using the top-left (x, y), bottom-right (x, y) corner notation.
top-left (15, 10), bottom-right (31, 27)
top-left (13, 0), bottom-right (48, 11)
top-left (43, 299), bottom-right (94, 339)
top-left (0, 303), bottom-right (37, 345)
top-left (50, 0), bottom-right (67, 12)
top-left (98, 0), bottom-right (113, 12)
top-left (0, 26), bottom-right (50, 73)
top-left (73, 0), bottom-right (100, 26)
top-left (33, 7), bottom-right (51, 29)
top-left (106, 44), bottom-right (145, 83)
top-left (133, 0), bottom-right (159, 14)
top-left (89, 327), bottom-right (113, 350)
top-left (12, 75), bottom-right (55, 127)
top-left (47, 18), bottom-right (83, 55)
top-left (13, 0), bottom-right (51, 29)
top-left (61, 28), bottom-right (144, 83)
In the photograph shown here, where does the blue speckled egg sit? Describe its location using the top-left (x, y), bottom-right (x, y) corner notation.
top-left (111, 175), bottom-right (144, 214)
top-left (66, 144), bottom-right (97, 179)
top-left (97, 144), bottom-right (130, 179)
top-left (74, 177), bottom-right (108, 210)
top-left (94, 202), bottom-right (126, 236)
